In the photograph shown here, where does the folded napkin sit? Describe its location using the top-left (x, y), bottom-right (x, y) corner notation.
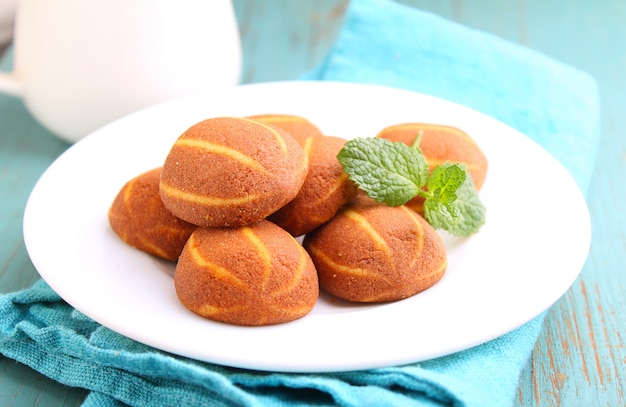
top-left (0, 0), bottom-right (600, 406)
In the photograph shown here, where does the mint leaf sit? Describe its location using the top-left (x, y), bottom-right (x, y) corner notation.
top-left (337, 137), bottom-right (486, 236)
top-left (423, 197), bottom-right (463, 230)
top-left (426, 163), bottom-right (466, 205)
top-left (423, 163), bottom-right (486, 236)
top-left (447, 174), bottom-right (486, 236)
top-left (337, 138), bottom-right (429, 206)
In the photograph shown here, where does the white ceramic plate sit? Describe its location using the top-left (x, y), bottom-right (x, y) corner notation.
top-left (23, 81), bottom-right (591, 373)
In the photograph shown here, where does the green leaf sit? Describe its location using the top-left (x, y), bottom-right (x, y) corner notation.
top-left (337, 138), bottom-right (429, 206)
top-left (447, 175), bottom-right (486, 236)
top-left (427, 163), bottom-right (466, 204)
top-left (337, 137), bottom-right (486, 237)
top-left (423, 197), bottom-right (463, 230)
top-left (424, 163), bottom-right (486, 236)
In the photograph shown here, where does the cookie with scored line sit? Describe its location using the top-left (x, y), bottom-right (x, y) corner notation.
top-left (175, 220), bottom-right (319, 326)
top-left (160, 116), bottom-right (308, 227)
top-left (303, 196), bottom-right (447, 303)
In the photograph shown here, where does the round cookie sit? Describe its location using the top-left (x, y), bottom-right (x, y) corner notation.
top-left (303, 199), bottom-right (447, 303)
top-left (377, 123), bottom-right (488, 188)
top-left (175, 220), bottom-right (319, 326)
top-left (377, 123), bottom-right (488, 215)
top-left (268, 135), bottom-right (359, 237)
top-left (108, 167), bottom-right (197, 261)
top-left (247, 114), bottom-right (324, 146)
top-left (160, 116), bottom-right (308, 227)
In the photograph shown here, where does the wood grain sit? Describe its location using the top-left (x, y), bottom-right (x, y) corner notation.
top-left (232, 0), bottom-right (347, 83)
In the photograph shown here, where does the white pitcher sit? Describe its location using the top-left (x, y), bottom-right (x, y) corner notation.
top-left (0, 0), bottom-right (242, 143)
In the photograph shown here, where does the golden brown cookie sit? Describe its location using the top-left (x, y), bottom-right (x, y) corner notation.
top-left (246, 114), bottom-right (324, 146)
top-left (377, 123), bottom-right (488, 215)
top-left (160, 116), bottom-right (308, 227)
top-left (303, 200), bottom-right (447, 302)
top-left (175, 220), bottom-right (319, 326)
top-left (108, 167), bottom-right (197, 261)
top-left (268, 135), bottom-right (359, 237)
top-left (377, 122), bottom-right (488, 189)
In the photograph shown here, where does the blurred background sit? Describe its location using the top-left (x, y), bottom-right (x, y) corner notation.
top-left (1, 1), bottom-right (624, 406)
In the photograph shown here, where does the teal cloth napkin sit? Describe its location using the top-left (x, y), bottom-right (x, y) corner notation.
top-left (0, 0), bottom-right (600, 406)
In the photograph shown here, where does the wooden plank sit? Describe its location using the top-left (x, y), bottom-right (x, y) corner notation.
top-left (0, 99), bottom-right (69, 293)
top-left (0, 357), bottom-right (87, 407)
top-left (232, 0), bottom-right (347, 83)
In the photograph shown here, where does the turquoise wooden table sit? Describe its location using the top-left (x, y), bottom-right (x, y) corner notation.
top-left (1, 1), bottom-right (624, 406)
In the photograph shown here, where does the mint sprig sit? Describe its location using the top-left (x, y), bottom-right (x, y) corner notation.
top-left (423, 163), bottom-right (486, 236)
top-left (336, 137), bottom-right (429, 206)
top-left (337, 137), bottom-right (486, 236)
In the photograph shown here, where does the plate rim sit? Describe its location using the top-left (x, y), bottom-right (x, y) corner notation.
top-left (23, 80), bottom-right (592, 372)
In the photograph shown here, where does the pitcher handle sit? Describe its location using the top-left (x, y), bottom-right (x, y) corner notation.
top-left (0, 71), bottom-right (22, 96)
